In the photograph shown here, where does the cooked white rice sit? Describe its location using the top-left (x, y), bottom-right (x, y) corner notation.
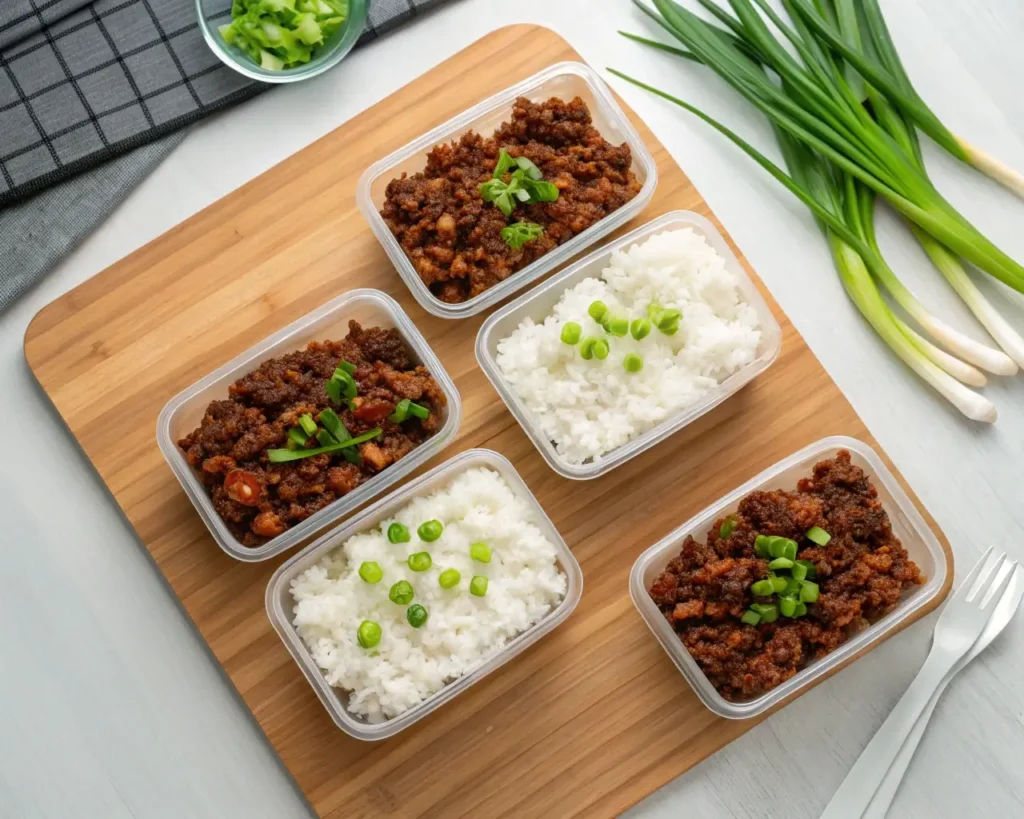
top-left (495, 228), bottom-right (762, 465)
top-left (289, 467), bottom-right (566, 723)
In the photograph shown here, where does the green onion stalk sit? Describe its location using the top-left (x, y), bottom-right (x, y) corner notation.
top-left (608, 0), bottom-right (1024, 418)
top-left (617, 0), bottom-right (1024, 289)
top-left (846, 0), bottom-right (1024, 369)
top-left (808, 0), bottom-right (1024, 201)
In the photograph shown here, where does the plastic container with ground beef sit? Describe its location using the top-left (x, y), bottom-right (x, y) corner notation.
top-left (356, 61), bottom-right (658, 319)
top-left (157, 289), bottom-right (461, 563)
top-left (629, 436), bottom-right (947, 719)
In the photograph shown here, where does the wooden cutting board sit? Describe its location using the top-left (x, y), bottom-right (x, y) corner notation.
top-left (24, 25), bottom-right (952, 819)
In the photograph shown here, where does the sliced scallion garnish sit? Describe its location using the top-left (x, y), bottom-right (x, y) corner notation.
top-left (266, 428), bottom-right (382, 463)
top-left (298, 414), bottom-right (318, 436)
top-left (806, 526), bottom-right (831, 545)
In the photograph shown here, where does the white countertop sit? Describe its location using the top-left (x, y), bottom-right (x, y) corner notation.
top-left (2, 1), bottom-right (1023, 817)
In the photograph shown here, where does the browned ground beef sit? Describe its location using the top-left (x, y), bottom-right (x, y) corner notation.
top-left (177, 321), bottom-right (446, 547)
top-left (380, 96), bottom-right (643, 303)
top-left (648, 451), bottom-right (923, 701)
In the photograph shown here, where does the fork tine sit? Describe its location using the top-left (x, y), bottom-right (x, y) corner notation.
top-left (952, 546), bottom-right (996, 602)
top-left (968, 553), bottom-right (1006, 602)
top-left (981, 561), bottom-right (1019, 609)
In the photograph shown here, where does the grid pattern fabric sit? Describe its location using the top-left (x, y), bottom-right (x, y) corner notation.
top-left (0, 0), bottom-right (450, 206)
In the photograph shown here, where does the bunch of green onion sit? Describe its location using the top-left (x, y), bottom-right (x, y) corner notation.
top-left (611, 0), bottom-right (1024, 423)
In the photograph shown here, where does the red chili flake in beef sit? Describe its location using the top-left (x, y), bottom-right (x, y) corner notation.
top-left (648, 451), bottom-right (924, 701)
top-left (177, 321), bottom-right (446, 547)
top-left (379, 96), bottom-right (643, 304)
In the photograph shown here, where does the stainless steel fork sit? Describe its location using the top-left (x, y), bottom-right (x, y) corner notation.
top-left (820, 548), bottom-right (1017, 819)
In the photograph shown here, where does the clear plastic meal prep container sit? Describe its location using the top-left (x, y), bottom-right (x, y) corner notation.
top-left (630, 436), bottom-right (948, 720)
top-left (475, 210), bottom-right (783, 480)
top-left (356, 61), bottom-right (658, 319)
top-left (156, 289), bottom-right (461, 563)
top-left (265, 448), bottom-right (584, 740)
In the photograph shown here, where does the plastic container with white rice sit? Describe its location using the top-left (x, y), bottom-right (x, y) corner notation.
top-left (494, 225), bottom-right (765, 465)
top-left (288, 464), bottom-right (568, 724)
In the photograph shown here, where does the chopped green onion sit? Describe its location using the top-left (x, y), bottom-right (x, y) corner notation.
top-left (387, 523), bottom-right (410, 543)
top-left (521, 177), bottom-right (560, 202)
top-left (501, 220), bottom-right (545, 250)
top-left (783, 576), bottom-right (802, 596)
top-left (470, 575), bottom-right (489, 597)
top-left (325, 379), bottom-right (342, 405)
top-left (769, 557), bottom-right (794, 570)
top-left (792, 561), bottom-right (809, 582)
top-left (326, 368), bottom-right (357, 404)
top-left (588, 301), bottom-right (608, 322)
top-left (408, 551), bottom-right (432, 572)
top-left (751, 579), bottom-right (775, 597)
top-left (388, 580), bottom-right (414, 605)
top-left (750, 602), bottom-right (777, 616)
top-left (417, 520), bottom-right (443, 542)
top-left (647, 304), bottom-right (681, 336)
top-left (407, 402), bottom-right (430, 420)
top-left (288, 427), bottom-right (309, 448)
top-left (513, 155), bottom-right (543, 180)
top-left (266, 428), bottom-right (381, 462)
top-left (768, 537), bottom-right (798, 560)
top-left (771, 576), bottom-right (788, 594)
top-left (806, 526), bottom-right (832, 545)
top-left (779, 597), bottom-right (798, 618)
top-left (298, 414), bottom-right (318, 436)
top-left (481, 156), bottom-right (560, 222)
top-left (657, 310), bottom-right (681, 336)
top-left (358, 561), bottom-right (383, 584)
top-left (623, 353), bottom-right (644, 373)
top-left (316, 429), bottom-right (335, 447)
top-left (719, 516), bottom-right (737, 539)
top-left (800, 581), bottom-right (820, 603)
top-left (337, 360), bottom-right (356, 376)
top-left (796, 559), bottom-right (818, 579)
top-left (754, 535), bottom-right (772, 558)
top-left (630, 317), bottom-right (652, 340)
top-left (741, 609), bottom-right (761, 626)
top-left (406, 604), bottom-right (428, 628)
top-left (759, 606), bottom-right (779, 623)
top-left (438, 568), bottom-right (461, 589)
top-left (318, 409), bottom-right (348, 443)
top-left (357, 620), bottom-right (381, 649)
top-left (561, 322), bottom-right (582, 345)
top-left (592, 339), bottom-right (610, 360)
top-left (606, 315), bottom-right (629, 337)
top-left (493, 149), bottom-right (517, 178)
top-left (470, 542), bottom-right (492, 563)
top-left (220, 0), bottom-right (347, 71)
top-left (389, 399), bottom-right (411, 423)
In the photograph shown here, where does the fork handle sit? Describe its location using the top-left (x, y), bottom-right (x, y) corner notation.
top-left (820, 647), bottom-right (958, 819)
top-left (861, 673), bottom-right (950, 819)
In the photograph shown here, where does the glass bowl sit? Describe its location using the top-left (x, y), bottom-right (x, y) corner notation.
top-left (195, 0), bottom-right (368, 84)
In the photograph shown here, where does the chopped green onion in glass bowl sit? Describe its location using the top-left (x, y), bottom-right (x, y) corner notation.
top-left (195, 0), bottom-right (368, 84)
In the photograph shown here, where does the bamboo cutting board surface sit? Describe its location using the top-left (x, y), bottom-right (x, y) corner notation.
top-left (24, 25), bottom-right (952, 819)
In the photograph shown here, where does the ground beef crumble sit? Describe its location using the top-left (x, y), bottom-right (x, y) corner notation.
top-left (177, 321), bottom-right (446, 547)
top-left (380, 95), bottom-right (643, 303)
top-left (648, 451), bottom-right (924, 701)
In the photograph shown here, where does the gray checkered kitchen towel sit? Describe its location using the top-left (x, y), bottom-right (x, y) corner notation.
top-left (0, 0), bottom-right (453, 311)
